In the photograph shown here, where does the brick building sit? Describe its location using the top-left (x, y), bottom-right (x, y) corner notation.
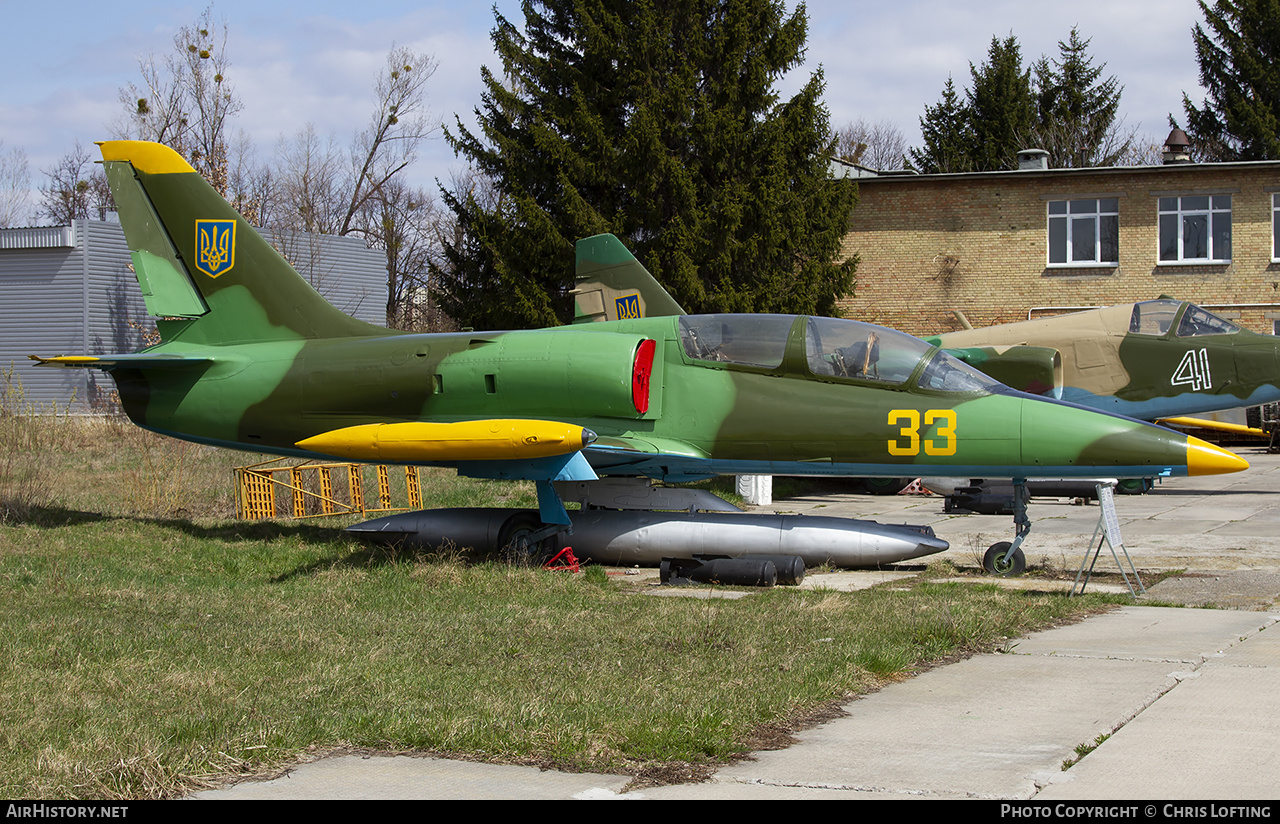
top-left (837, 146), bottom-right (1280, 338)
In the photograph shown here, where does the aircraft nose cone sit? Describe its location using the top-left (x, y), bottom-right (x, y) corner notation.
top-left (1013, 394), bottom-right (1250, 478)
top-left (1185, 436), bottom-right (1249, 475)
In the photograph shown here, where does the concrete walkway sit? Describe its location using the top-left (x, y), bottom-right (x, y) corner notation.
top-left (646, 607), bottom-right (1279, 799)
top-left (194, 447), bottom-right (1280, 800)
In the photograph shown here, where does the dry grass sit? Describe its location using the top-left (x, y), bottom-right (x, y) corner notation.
top-left (0, 402), bottom-right (1126, 799)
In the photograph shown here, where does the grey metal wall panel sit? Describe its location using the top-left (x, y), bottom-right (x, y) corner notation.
top-left (0, 229), bottom-right (89, 411)
top-left (1, 221), bottom-right (388, 412)
top-left (83, 220), bottom-right (149, 410)
top-left (260, 227), bottom-right (386, 324)
top-left (0, 226), bottom-right (74, 250)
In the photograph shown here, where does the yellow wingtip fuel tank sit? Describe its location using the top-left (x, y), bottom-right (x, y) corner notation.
top-left (296, 420), bottom-right (597, 463)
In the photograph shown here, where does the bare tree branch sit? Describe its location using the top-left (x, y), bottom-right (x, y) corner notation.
top-left (833, 118), bottom-right (907, 170)
top-left (0, 141), bottom-right (32, 228)
top-left (38, 141), bottom-right (114, 224)
top-left (275, 124), bottom-right (346, 235)
top-left (339, 46), bottom-right (441, 236)
top-left (113, 6), bottom-right (243, 194)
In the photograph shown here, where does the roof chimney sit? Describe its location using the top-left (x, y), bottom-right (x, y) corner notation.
top-left (1017, 148), bottom-right (1050, 171)
top-left (1163, 128), bottom-right (1192, 164)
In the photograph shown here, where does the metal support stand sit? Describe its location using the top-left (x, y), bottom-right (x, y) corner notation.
top-left (1070, 482), bottom-right (1145, 597)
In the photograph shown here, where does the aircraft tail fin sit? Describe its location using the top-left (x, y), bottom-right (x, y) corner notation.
top-left (571, 234), bottom-right (685, 323)
top-left (98, 140), bottom-right (387, 345)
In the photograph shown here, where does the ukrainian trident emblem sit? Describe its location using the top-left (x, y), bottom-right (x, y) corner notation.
top-left (195, 220), bottom-right (236, 278)
top-left (615, 293), bottom-right (641, 319)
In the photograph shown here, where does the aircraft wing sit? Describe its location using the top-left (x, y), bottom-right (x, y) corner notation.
top-left (583, 436), bottom-right (719, 481)
top-left (589, 435), bottom-right (709, 457)
top-left (297, 419), bottom-right (609, 527)
top-left (295, 427), bottom-right (715, 486)
top-left (296, 420), bottom-right (599, 465)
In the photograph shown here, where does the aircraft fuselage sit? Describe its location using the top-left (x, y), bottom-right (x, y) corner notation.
top-left (114, 312), bottom-right (1239, 482)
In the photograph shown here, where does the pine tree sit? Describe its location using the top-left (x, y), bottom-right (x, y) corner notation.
top-left (1182, 0), bottom-right (1280, 161)
top-left (911, 30), bottom-right (1131, 172)
top-left (966, 35), bottom-right (1035, 172)
top-left (908, 77), bottom-right (972, 173)
top-left (1031, 28), bottom-right (1129, 167)
top-left (909, 36), bottom-right (1034, 173)
top-left (436, 0), bottom-right (858, 330)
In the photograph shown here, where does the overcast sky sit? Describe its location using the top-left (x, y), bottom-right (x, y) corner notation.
top-left (1, 0), bottom-right (1209, 214)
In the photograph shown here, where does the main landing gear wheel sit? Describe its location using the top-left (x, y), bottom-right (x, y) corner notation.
top-left (983, 541), bottom-right (1026, 577)
top-left (1116, 478), bottom-right (1151, 495)
top-left (863, 477), bottom-right (911, 495)
top-left (498, 512), bottom-right (549, 565)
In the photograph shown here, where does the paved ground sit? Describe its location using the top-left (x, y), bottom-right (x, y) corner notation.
top-left (774, 447), bottom-right (1280, 586)
top-left (193, 446), bottom-right (1280, 800)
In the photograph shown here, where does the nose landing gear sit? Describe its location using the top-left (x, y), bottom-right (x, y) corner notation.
top-left (982, 479), bottom-right (1029, 577)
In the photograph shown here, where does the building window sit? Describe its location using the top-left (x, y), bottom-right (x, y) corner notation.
top-left (1159, 195), bottom-right (1231, 263)
top-left (1273, 194), bottom-right (1280, 261)
top-left (1047, 199), bottom-right (1118, 265)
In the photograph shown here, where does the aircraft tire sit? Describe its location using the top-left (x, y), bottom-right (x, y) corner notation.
top-left (1116, 478), bottom-right (1151, 495)
top-left (983, 541), bottom-right (1025, 577)
top-left (863, 477), bottom-right (912, 495)
top-left (498, 511), bottom-right (549, 566)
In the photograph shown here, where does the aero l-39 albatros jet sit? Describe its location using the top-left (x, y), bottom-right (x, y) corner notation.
top-left (32, 141), bottom-right (1248, 579)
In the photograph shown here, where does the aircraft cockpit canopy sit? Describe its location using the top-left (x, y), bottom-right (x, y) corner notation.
top-left (1176, 304), bottom-right (1240, 337)
top-left (805, 316), bottom-right (929, 384)
top-left (915, 348), bottom-right (1008, 393)
top-left (1129, 300), bottom-right (1181, 335)
top-left (678, 314), bottom-right (794, 368)
top-left (679, 315), bottom-right (1006, 395)
top-left (804, 316), bottom-right (1004, 393)
top-left (1129, 299), bottom-right (1239, 337)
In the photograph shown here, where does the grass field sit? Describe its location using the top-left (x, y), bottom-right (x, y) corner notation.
top-left (0, 411), bottom-right (1125, 799)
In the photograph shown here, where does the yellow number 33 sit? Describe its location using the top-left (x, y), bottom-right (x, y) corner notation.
top-left (887, 409), bottom-right (957, 456)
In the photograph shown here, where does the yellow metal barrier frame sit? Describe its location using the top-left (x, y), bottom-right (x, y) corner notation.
top-left (235, 458), bottom-right (423, 520)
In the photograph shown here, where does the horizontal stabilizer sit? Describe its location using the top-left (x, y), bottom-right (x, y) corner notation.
top-left (29, 353), bottom-right (214, 370)
top-left (296, 419), bottom-right (598, 463)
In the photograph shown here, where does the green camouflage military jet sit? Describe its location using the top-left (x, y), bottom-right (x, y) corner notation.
top-left (928, 300), bottom-right (1280, 425)
top-left (32, 141), bottom-right (1246, 571)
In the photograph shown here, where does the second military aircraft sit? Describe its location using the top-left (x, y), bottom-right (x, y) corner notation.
top-left (929, 299), bottom-right (1280, 425)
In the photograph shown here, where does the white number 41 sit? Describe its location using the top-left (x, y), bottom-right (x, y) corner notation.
top-left (1172, 348), bottom-right (1212, 391)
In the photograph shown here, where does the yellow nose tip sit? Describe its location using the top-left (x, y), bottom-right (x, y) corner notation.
top-left (1186, 436), bottom-right (1250, 476)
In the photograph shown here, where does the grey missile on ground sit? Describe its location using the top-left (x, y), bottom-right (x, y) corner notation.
top-left (348, 508), bottom-right (950, 568)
